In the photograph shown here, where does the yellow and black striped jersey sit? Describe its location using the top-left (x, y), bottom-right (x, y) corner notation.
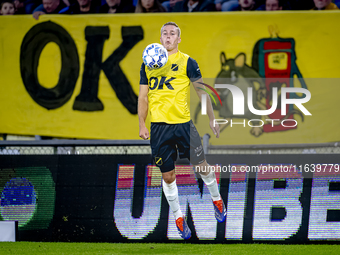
top-left (140, 51), bottom-right (201, 124)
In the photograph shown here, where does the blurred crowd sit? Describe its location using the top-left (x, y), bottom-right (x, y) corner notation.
top-left (0, 0), bottom-right (339, 18)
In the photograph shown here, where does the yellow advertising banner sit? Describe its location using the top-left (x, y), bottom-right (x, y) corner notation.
top-left (0, 12), bottom-right (339, 144)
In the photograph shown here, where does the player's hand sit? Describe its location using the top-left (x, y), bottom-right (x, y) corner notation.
top-left (209, 120), bottom-right (220, 138)
top-left (139, 126), bottom-right (150, 140)
top-left (250, 126), bottom-right (263, 137)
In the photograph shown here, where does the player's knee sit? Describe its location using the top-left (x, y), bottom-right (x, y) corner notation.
top-left (162, 170), bottom-right (176, 184)
top-left (194, 160), bottom-right (210, 175)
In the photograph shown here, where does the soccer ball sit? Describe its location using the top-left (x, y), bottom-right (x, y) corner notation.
top-left (142, 43), bottom-right (168, 69)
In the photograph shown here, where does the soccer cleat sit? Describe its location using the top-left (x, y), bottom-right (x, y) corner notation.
top-left (176, 216), bottom-right (191, 240)
top-left (213, 199), bottom-right (226, 223)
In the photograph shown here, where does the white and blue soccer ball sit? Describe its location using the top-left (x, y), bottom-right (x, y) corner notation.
top-left (142, 43), bottom-right (168, 69)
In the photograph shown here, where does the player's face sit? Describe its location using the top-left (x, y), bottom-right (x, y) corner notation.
top-left (1, 2), bottom-right (15, 15)
top-left (313, 0), bottom-right (332, 9)
top-left (266, 0), bottom-right (281, 10)
top-left (160, 25), bottom-right (181, 52)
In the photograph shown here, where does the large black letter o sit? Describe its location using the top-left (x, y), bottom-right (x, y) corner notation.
top-left (20, 21), bottom-right (79, 110)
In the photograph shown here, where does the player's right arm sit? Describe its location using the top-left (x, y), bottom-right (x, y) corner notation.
top-left (138, 85), bottom-right (149, 140)
top-left (138, 63), bottom-right (150, 140)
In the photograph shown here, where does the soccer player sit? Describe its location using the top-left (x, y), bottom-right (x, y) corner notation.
top-left (138, 22), bottom-right (226, 240)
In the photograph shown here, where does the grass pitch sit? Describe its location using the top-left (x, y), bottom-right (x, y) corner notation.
top-left (0, 242), bottom-right (339, 255)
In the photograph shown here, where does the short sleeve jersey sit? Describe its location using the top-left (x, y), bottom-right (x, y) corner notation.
top-left (140, 51), bottom-right (201, 124)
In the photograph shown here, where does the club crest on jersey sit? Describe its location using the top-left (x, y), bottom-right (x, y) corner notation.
top-left (171, 64), bottom-right (179, 71)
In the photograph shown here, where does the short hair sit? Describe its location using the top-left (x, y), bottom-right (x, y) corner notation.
top-left (161, 22), bottom-right (181, 37)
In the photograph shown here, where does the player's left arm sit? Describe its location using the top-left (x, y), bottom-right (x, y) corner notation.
top-left (192, 78), bottom-right (219, 138)
top-left (187, 57), bottom-right (219, 138)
